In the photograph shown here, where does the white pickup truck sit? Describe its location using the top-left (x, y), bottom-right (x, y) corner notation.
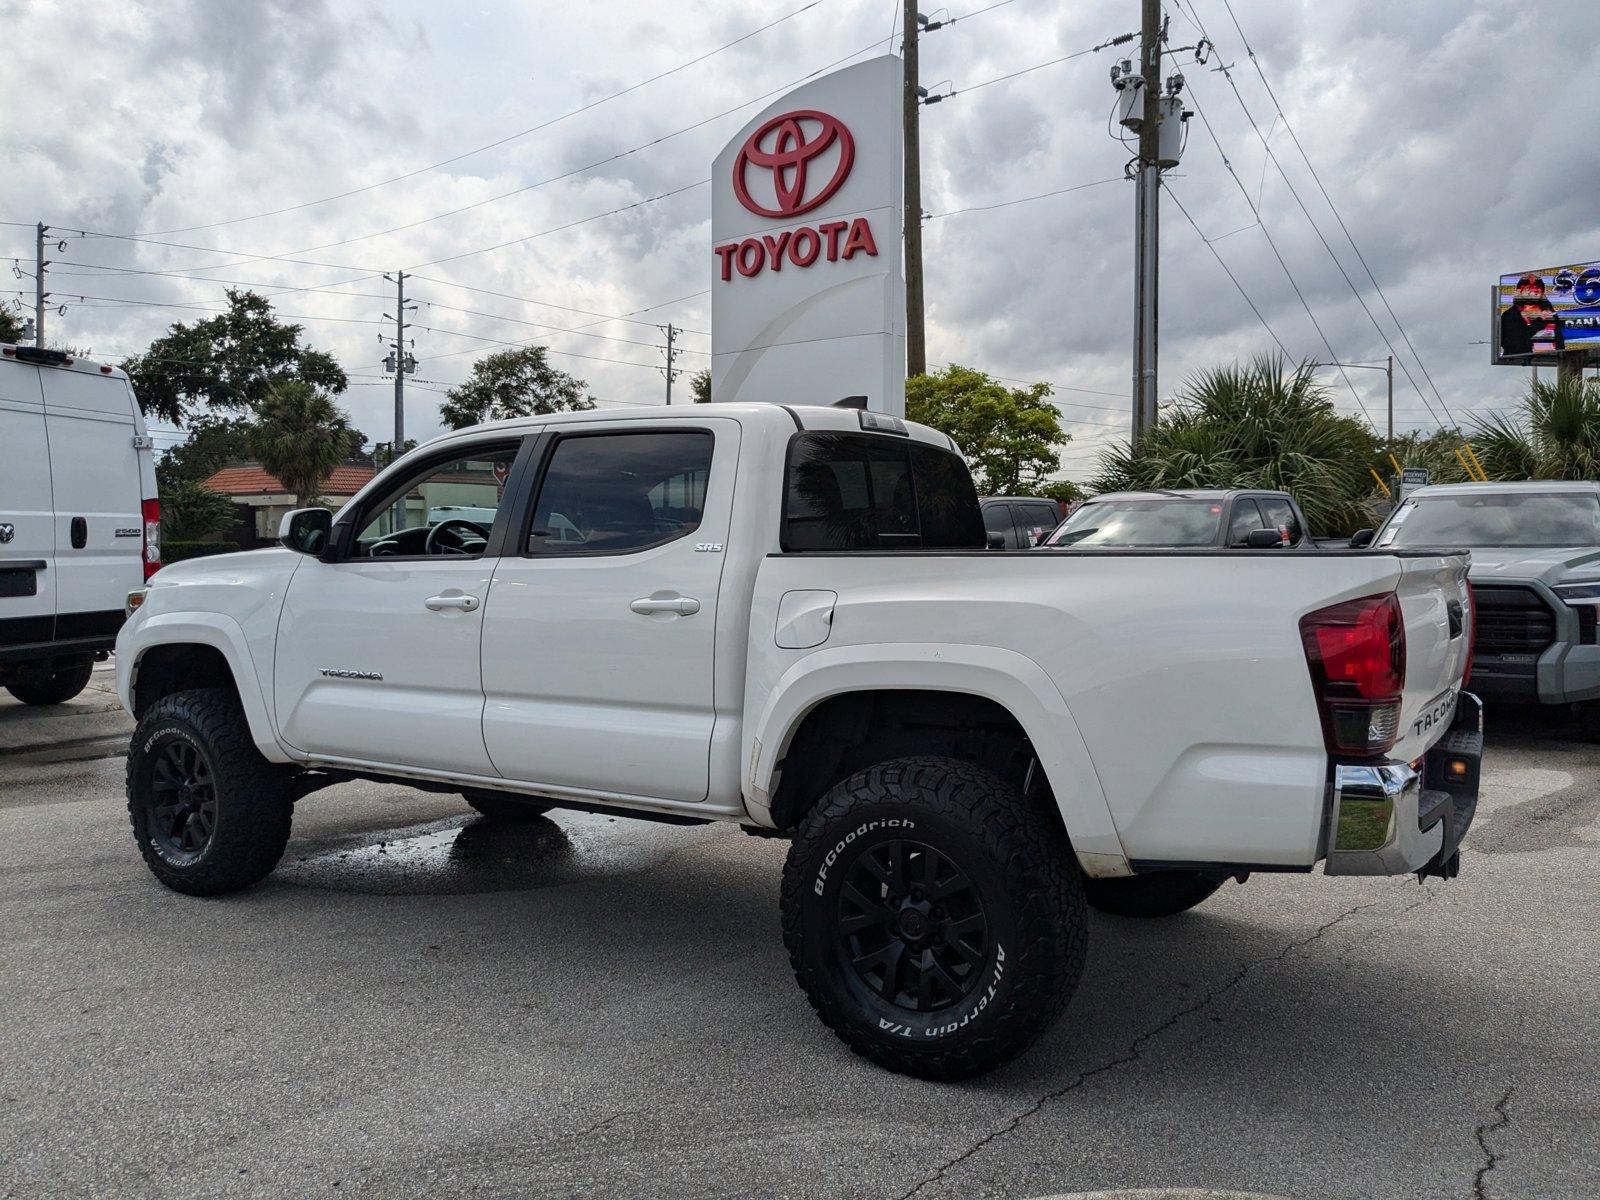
top-left (116, 402), bottom-right (1483, 1079)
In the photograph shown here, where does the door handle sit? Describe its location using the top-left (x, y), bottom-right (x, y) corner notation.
top-left (425, 594), bottom-right (480, 612)
top-left (630, 595), bottom-right (700, 616)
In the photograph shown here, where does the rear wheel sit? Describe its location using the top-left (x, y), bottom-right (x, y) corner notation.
top-left (462, 789), bottom-right (552, 821)
top-left (127, 688), bottom-right (293, 896)
top-left (1083, 870), bottom-right (1223, 918)
top-left (5, 656), bottom-right (94, 706)
top-left (781, 756), bottom-right (1086, 1080)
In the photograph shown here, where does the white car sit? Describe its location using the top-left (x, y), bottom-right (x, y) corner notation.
top-left (116, 402), bottom-right (1481, 1079)
top-left (0, 345), bottom-right (159, 704)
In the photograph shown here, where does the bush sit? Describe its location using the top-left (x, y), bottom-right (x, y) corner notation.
top-left (161, 539), bottom-right (240, 565)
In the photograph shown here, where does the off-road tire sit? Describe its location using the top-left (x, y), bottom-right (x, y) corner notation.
top-left (781, 756), bottom-right (1087, 1080)
top-left (1083, 870), bottom-right (1222, 918)
top-left (127, 688), bottom-right (293, 896)
top-left (462, 790), bottom-right (553, 821)
top-left (5, 657), bottom-right (94, 706)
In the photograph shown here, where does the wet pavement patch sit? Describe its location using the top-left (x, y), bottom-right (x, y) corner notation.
top-left (276, 810), bottom-right (688, 895)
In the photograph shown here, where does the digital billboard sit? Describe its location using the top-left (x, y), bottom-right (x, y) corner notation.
top-left (1492, 260), bottom-right (1600, 364)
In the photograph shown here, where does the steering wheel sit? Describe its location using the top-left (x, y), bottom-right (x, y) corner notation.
top-left (425, 518), bottom-right (491, 556)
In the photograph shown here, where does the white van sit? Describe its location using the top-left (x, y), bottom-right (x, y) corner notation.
top-left (0, 344), bottom-right (158, 704)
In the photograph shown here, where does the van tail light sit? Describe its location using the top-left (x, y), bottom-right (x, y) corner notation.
top-left (142, 497), bottom-right (161, 580)
top-left (1462, 580), bottom-right (1476, 689)
top-left (1300, 592), bottom-right (1407, 759)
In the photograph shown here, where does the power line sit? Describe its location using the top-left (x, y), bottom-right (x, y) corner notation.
top-left (1212, 0), bottom-right (1459, 428)
top-left (1181, 79), bottom-right (1374, 426)
top-left (406, 275), bottom-right (707, 335)
top-left (1171, 13), bottom-right (1445, 431)
top-left (925, 176), bottom-right (1124, 219)
top-left (136, 2), bottom-right (828, 236)
top-left (1165, 186), bottom-right (1288, 355)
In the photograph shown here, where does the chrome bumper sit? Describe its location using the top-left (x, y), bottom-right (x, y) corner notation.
top-left (1324, 692), bottom-right (1482, 877)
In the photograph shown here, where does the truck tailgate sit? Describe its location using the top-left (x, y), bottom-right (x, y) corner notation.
top-left (1390, 552), bottom-right (1473, 762)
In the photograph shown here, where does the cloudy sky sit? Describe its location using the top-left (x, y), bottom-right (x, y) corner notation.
top-left (4, 0), bottom-right (1598, 479)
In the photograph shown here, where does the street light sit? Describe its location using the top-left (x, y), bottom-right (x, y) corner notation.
top-left (1311, 356), bottom-right (1394, 442)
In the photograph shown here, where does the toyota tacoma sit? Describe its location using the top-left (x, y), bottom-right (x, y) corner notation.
top-left (117, 402), bottom-right (1482, 1079)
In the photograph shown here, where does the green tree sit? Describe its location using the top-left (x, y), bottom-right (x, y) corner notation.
top-left (690, 368), bottom-right (711, 404)
top-left (1377, 427), bottom-right (1476, 489)
top-left (906, 364), bottom-right (1070, 494)
top-left (159, 477), bottom-right (238, 541)
top-left (0, 300), bottom-right (28, 343)
top-left (439, 346), bottom-right (595, 429)
top-left (246, 381), bottom-right (355, 507)
top-left (154, 411), bottom-right (255, 493)
top-left (1092, 355), bottom-right (1379, 535)
top-left (123, 289), bottom-right (347, 426)
top-left (1471, 376), bottom-right (1600, 480)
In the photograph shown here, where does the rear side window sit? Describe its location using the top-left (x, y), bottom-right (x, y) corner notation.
top-left (783, 433), bottom-right (984, 551)
top-left (1258, 496), bottom-right (1303, 545)
top-left (1226, 498), bottom-right (1268, 546)
top-left (528, 431), bottom-right (712, 554)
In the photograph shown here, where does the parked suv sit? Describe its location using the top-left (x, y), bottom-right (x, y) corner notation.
top-left (117, 403), bottom-right (1479, 1079)
top-left (1041, 489), bottom-right (1312, 549)
top-left (1366, 480), bottom-right (1600, 712)
top-left (0, 345), bottom-right (158, 704)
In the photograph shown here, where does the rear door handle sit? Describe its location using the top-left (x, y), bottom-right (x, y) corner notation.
top-left (631, 595), bottom-right (700, 616)
top-left (425, 594), bottom-right (480, 612)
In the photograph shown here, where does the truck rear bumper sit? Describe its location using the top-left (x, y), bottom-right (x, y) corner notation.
top-left (1324, 692), bottom-right (1482, 877)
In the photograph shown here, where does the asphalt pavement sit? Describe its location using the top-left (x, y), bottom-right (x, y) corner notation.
top-left (0, 664), bottom-right (1594, 1199)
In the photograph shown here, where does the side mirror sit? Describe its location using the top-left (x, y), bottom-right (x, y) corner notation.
top-left (1245, 528), bottom-right (1286, 549)
top-left (986, 532), bottom-right (1007, 550)
top-left (1349, 527), bottom-right (1375, 549)
top-left (279, 508), bottom-right (333, 556)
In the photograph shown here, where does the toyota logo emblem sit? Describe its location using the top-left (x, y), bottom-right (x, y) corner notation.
top-left (733, 109), bottom-right (856, 219)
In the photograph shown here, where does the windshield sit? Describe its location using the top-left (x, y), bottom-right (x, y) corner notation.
top-left (1044, 498), bottom-right (1223, 547)
top-left (1378, 492), bottom-right (1600, 549)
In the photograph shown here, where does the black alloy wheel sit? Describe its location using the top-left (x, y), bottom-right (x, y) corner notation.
top-left (147, 738), bottom-right (218, 861)
top-left (837, 839), bottom-right (989, 1013)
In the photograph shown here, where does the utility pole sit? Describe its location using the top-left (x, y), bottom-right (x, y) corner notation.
top-left (1385, 353), bottom-right (1393, 443)
top-left (382, 271), bottom-right (416, 453)
top-left (660, 323), bottom-right (682, 404)
top-left (34, 222), bottom-right (48, 348)
top-left (902, 0), bottom-right (926, 378)
top-left (1132, 0), bottom-right (1162, 438)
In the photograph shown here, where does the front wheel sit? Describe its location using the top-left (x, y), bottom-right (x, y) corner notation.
top-left (781, 756), bottom-right (1087, 1080)
top-left (1083, 870), bottom-right (1222, 918)
top-left (5, 656), bottom-right (94, 705)
top-left (127, 688), bottom-right (294, 896)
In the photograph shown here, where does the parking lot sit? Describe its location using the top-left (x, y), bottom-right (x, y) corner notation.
top-left (0, 664), bottom-right (1595, 1200)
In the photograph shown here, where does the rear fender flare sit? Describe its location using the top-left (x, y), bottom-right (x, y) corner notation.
top-left (746, 642), bottom-right (1130, 875)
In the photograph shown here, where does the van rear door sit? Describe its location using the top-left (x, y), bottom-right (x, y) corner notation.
top-left (0, 359), bottom-right (57, 647)
top-left (40, 365), bottom-right (147, 636)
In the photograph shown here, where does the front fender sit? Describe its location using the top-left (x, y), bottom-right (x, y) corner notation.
top-left (745, 642), bottom-right (1130, 876)
top-left (116, 611), bottom-right (292, 764)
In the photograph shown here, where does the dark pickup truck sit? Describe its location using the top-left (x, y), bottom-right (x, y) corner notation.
top-left (1040, 488), bottom-right (1314, 549)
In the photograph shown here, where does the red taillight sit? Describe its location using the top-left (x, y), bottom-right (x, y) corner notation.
top-left (142, 497), bottom-right (161, 581)
top-left (1300, 592), bottom-right (1407, 758)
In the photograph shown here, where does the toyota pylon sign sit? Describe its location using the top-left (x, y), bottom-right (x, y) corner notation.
top-left (711, 55), bottom-right (905, 415)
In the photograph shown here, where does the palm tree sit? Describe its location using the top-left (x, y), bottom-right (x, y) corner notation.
top-left (246, 381), bottom-right (354, 507)
top-left (1092, 355), bottom-right (1379, 535)
top-left (1471, 377), bottom-right (1600, 481)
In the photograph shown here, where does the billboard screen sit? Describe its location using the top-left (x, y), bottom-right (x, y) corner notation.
top-left (1493, 260), bottom-right (1600, 364)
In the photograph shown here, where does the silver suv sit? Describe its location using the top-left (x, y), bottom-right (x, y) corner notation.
top-left (1371, 481), bottom-right (1600, 708)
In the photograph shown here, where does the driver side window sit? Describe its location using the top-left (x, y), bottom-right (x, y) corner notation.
top-left (354, 446), bottom-right (518, 559)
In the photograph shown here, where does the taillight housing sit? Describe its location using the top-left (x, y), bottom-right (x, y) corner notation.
top-left (1300, 592), bottom-right (1407, 759)
top-left (142, 497), bottom-right (161, 581)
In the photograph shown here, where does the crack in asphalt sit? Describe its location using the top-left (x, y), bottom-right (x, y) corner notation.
top-left (572, 1108), bottom-right (644, 1141)
top-left (1472, 1087), bottom-right (1514, 1200)
top-left (895, 892), bottom-right (1413, 1200)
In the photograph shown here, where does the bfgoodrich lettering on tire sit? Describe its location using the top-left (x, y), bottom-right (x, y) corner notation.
top-left (781, 756), bottom-right (1087, 1080)
top-left (127, 688), bottom-right (294, 897)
